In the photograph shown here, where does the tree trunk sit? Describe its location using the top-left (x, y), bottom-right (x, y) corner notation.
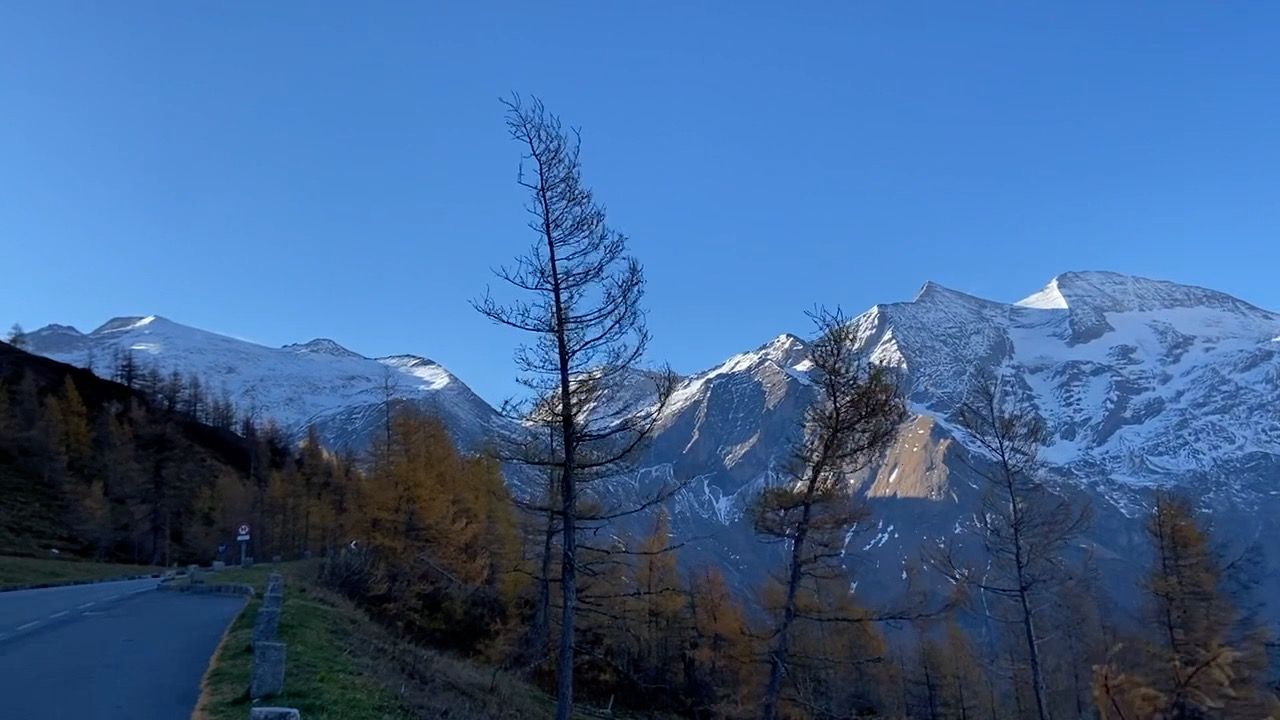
top-left (1004, 459), bottom-right (1051, 720)
top-left (547, 190), bottom-right (577, 720)
top-left (556, 471), bottom-right (576, 720)
top-left (529, 505), bottom-right (554, 666)
top-left (761, 491), bottom-right (816, 720)
top-left (1019, 587), bottom-right (1051, 720)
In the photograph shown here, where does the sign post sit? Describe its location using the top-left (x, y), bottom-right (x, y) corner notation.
top-left (237, 522), bottom-right (252, 567)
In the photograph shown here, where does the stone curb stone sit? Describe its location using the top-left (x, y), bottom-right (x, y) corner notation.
top-left (160, 582), bottom-right (255, 596)
top-left (253, 607), bottom-right (281, 644)
top-left (251, 641), bottom-right (286, 699)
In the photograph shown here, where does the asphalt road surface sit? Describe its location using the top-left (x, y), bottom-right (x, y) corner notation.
top-left (0, 578), bottom-right (244, 720)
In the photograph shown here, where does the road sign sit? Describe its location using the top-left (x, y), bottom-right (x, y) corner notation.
top-left (237, 523), bottom-right (252, 566)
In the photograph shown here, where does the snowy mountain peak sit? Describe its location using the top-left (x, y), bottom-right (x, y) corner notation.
top-left (283, 338), bottom-right (363, 359)
top-left (1015, 277), bottom-right (1069, 310)
top-left (378, 354), bottom-right (453, 391)
top-left (755, 333), bottom-right (807, 365)
top-left (1011, 271), bottom-right (1280, 345)
top-left (912, 280), bottom-right (992, 308)
top-left (24, 324), bottom-right (89, 354)
top-left (378, 353), bottom-right (438, 369)
top-left (91, 315), bottom-right (166, 335)
top-left (28, 323), bottom-right (84, 338)
top-left (1019, 271), bottom-right (1275, 319)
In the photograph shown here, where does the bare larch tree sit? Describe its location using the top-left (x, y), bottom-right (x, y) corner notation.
top-left (934, 378), bottom-right (1090, 720)
top-left (474, 94), bottom-right (672, 720)
top-left (753, 307), bottom-right (908, 720)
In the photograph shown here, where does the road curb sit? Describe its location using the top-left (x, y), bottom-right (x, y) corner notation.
top-left (159, 582), bottom-right (256, 597)
top-left (192, 586), bottom-right (259, 720)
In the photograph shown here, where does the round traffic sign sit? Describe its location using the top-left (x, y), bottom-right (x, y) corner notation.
top-left (238, 523), bottom-right (251, 535)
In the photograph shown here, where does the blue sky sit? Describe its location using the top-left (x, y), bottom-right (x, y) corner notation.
top-left (3, 2), bottom-right (1278, 403)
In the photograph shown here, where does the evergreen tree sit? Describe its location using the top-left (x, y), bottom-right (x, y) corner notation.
top-left (93, 410), bottom-right (141, 559)
top-left (689, 567), bottom-right (756, 718)
top-left (6, 323), bottom-right (27, 349)
top-left (754, 307), bottom-right (907, 720)
top-left (57, 377), bottom-right (93, 473)
top-left (632, 509), bottom-right (686, 693)
top-left (12, 371), bottom-right (40, 429)
top-left (112, 350), bottom-right (139, 389)
top-left (160, 369), bottom-right (183, 413)
top-left (1094, 493), bottom-right (1280, 719)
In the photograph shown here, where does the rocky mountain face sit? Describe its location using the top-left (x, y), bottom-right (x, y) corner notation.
top-left (26, 272), bottom-right (1280, 620)
top-left (635, 271), bottom-right (1280, 615)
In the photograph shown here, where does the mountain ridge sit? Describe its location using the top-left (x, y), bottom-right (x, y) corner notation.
top-left (23, 271), bottom-right (1280, 619)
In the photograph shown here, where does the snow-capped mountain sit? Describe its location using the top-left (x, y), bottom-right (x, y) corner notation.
top-left (24, 315), bottom-right (512, 454)
top-left (25, 272), bottom-right (1280, 619)
top-left (630, 271), bottom-right (1280, 614)
top-left (640, 271), bottom-right (1280, 511)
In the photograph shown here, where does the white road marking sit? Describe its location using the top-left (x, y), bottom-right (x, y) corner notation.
top-left (16, 621), bottom-right (40, 631)
top-left (102, 594), bottom-right (118, 601)
top-left (76, 602), bottom-right (95, 609)
top-left (49, 611), bottom-right (68, 619)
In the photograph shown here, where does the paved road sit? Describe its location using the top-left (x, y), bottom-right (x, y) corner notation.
top-left (0, 576), bottom-right (160, 635)
top-left (0, 579), bottom-right (244, 720)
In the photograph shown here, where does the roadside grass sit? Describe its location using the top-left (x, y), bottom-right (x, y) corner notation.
top-left (0, 554), bottom-right (160, 590)
top-left (196, 560), bottom-right (672, 720)
top-left (197, 560), bottom-right (409, 720)
top-left (203, 560), bottom-right (315, 588)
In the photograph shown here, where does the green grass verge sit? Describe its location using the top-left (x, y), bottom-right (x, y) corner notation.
top-left (196, 561), bottom-right (670, 720)
top-left (0, 555), bottom-right (160, 589)
top-left (197, 561), bottom-right (409, 720)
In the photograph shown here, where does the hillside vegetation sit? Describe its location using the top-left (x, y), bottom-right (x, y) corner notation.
top-left (0, 555), bottom-right (159, 589)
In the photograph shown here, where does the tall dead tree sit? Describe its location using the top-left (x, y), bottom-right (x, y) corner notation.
top-left (475, 94), bottom-right (672, 720)
top-left (753, 307), bottom-right (908, 720)
top-left (935, 379), bottom-right (1090, 720)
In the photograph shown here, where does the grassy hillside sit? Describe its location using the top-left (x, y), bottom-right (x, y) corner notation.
top-left (0, 555), bottom-right (160, 589)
